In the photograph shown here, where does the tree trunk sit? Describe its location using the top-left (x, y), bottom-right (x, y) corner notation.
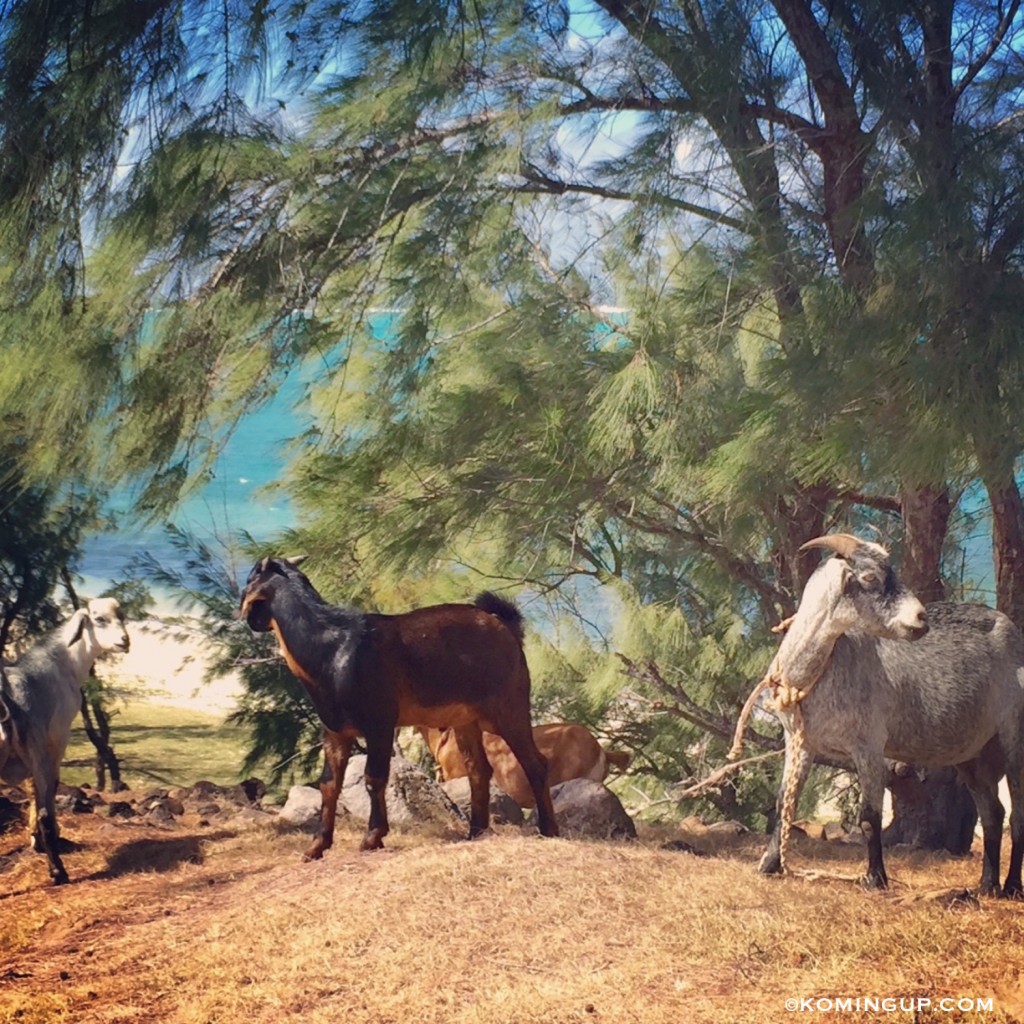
top-left (884, 764), bottom-right (977, 856)
top-left (899, 483), bottom-right (950, 604)
top-left (987, 475), bottom-right (1024, 628)
top-left (884, 485), bottom-right (975, 852)
top-left (60, 566), bottom-right (123, 790)
top-left (79, 691), bottom-right (124, 791)
top-left (771, 485), bottom-right (831, 615)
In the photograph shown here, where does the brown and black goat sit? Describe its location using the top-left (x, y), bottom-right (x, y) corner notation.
top-left (239, 557), bottom-right (558, 856)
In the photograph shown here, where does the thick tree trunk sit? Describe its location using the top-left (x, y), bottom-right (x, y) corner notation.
top-left (971, 443), bottom-right (1024, 627)
top-left (899, 483), bottom-right (950, 604)
top-left (772, 485), bottom-right (831, 616)
top-left (987, 475), bottom-right (1024, 629)
top-left (885, 485), bottom-right (976, 851)
top-left (884, 764), bottom-right (977, 856)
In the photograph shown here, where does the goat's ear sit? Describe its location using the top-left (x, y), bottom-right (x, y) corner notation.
top-left (283, 555), bottom-right (308, 569)
top-left (64, 609), bottom-right (89, 647)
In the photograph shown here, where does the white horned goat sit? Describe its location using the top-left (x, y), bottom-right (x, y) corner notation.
top-left (730, 533), bottom-right (1024, 892)
top-left (0, 598), bottom-right (129, 885)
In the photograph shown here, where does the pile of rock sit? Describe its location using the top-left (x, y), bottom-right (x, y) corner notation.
top-left (279, 755), bottom-right (640, 842)
top-left (46, 778), bottom-right (276, 829)
top-left (6, 754), bottom-right (641, 842)
top-left (279, 754), bottom-right (466, 832)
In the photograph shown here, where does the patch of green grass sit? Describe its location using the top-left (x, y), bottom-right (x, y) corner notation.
top-left (63, 702), bottom-right (256, 793)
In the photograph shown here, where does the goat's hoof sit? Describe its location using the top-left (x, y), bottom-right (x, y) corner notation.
top-left (860, 873), bottom-right (889, 891)
top-left (302, 845), bottom-right (325, 862)
top-left (360, 830), bottom-right (387, 852)
top-left (51, 871), bottom-right (69, 886)
top-left (1001, 881), bottom-right (1024, 900)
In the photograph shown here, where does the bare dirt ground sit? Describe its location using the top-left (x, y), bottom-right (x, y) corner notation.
top-left (5, 810), bottom-right (1024, 1024)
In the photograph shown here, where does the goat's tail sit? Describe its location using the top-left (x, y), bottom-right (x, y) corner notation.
top-left (474, 592), bottom-right (525, 643)
top-left (604, 748), bottom-right (631, 772)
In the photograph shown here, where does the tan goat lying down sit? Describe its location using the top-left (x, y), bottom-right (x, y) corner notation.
top-left (420, 722), bottom-right (630, 808)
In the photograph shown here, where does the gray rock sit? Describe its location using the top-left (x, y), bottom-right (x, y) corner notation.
top-left (543, 778), bottom-right (637, 840)
top-left (705, 819), bottom-right (748, 836)
top-left (341, 754), bottom-right (465, 828)
top-left (441, 777), bottom-right (524, 826)
top-left (279, 784), bottom-right (322, 826)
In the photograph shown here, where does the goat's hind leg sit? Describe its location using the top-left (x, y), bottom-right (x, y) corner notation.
top-left (1004, 751), bottom-right (1024, 898)
top-left (992, 718), bottom-right (1024, 898)
top-left (495, 718), bottom-right (557, 838)
top-left (453, 723), bottom-right (492, 839)
top-left (958, 751), bottom-right (1005, 897)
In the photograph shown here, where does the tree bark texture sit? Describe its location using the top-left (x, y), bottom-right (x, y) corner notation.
top-left (899, 484), bottom-right (950, 604)
top-left (884, 764), bottom-right (977, 856)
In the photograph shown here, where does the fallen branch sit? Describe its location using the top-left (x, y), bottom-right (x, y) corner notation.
top-left (674, 750), bottom-right (783, 800)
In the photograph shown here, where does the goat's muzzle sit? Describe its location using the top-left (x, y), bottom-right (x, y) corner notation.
top-left (239, 589), bottom-right (274, 633)
top-left (897, 608), bottom-right (929, 641)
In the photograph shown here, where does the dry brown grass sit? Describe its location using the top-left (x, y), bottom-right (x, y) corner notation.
top-left (4, 814), bottom-right (1024, 1024)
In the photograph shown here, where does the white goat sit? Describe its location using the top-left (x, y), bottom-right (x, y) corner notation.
top-left (0, 598), bottom-right (129, 885)
top-left (736, 533), bottom-right (1024, 895)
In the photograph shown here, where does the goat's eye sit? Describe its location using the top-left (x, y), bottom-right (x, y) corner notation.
top-left (858, 572), bottom-right (880, 588)
top-left (94, 617), bottom-right (108, 626)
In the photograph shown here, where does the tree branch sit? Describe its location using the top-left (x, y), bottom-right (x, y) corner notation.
top-left (615, 653), bottom-right (783, 752)
top-left (674, 750), bottom-right (783, 800)
top-left (953, 0), bottom-right (1022, 102)
top-left (516, 163), bottom-right (748, 233)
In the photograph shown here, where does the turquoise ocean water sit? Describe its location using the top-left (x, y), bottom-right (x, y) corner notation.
top-left (78, 312), bottom-right (400, 599)
top-left (79, 371), bottom-right (307, 596)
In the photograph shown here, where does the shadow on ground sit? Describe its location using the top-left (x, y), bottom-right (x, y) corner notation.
top-left (94, 830), bottom-right (238, 880)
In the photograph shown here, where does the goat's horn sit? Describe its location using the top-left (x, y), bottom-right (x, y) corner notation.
top-left (799, 533), bottom-right (862, 559)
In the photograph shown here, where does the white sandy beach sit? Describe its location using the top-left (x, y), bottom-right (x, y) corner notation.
top-left (99, 616), bottom-right (243, 717)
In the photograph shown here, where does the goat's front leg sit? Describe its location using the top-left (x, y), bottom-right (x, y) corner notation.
top-left (360, 731), bottom-right (393, 851)
top-left (853, 751), bottom-right (889, 890)
top-left (304, 729), bottom-right (353, 862)
top-left (29, 763), bottom-right (69, 885)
